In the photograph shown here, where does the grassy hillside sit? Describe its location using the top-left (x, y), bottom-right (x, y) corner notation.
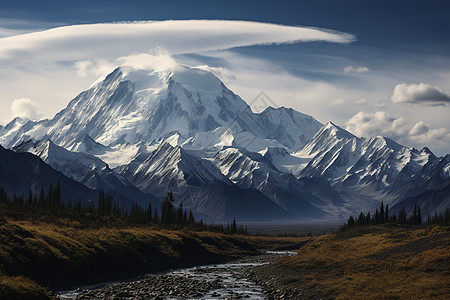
top-left (253, 224), bottom-right (450, 299)
top-left (0, 216), bottom-right (307, 299)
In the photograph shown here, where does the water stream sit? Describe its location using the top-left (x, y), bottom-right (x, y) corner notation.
top-left (56, 251), bottom-right (296, 299)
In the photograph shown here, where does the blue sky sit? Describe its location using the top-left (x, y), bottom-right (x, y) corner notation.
top-left (0, 0), bottom-right (449, 155)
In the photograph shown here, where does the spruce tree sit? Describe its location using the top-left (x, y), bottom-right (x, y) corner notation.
top-left (417, 206), bottom-right (422, 225)
top-left (412, 204), bottom-right (418, 224)
top-left (385, 204), bottom-right (389, 223)
top-left (231, 217), bottom-right (237, 234)
top-left (188, 210), bottom-right (195, 225)
top-left (176, 202), bottom-right (183, 225)
top-left (161, 191), bottom-right (174, 225)
top-left (153, 208), bottom-right (159, 224)
top-left (147, 201), bottom-right (152, 223)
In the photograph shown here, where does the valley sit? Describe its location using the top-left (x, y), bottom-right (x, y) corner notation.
top-left (1, 5), bottom-right (449, 299)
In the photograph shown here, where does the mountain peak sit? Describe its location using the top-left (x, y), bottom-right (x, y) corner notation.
top-left (73, 134), bottom-right (109, 154)
top-left (320, 121), bottom-right (356, 140)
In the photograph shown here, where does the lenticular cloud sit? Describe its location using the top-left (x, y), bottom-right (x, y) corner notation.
top-left (0, 20), bottom-right (355, 65)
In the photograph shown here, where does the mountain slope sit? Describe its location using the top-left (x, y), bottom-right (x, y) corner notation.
top-left (390, 178), bottom-right (450, 217)
top-left (295, 122), bottom-right (439, 212)
top-left (12, 139), bottom-right (158, 208)
top-left (120, 142), bottom-right (230, 198)
top-left (117, 142), bottom-right (292, 221)
top-left (0, 145), bottom-right (97, 204)
top-left (211, 147), bottom-right (326, 218)
top-left (192, 181), bottom-right (293, 221)
top-left (258, 106), bottom-right (322, 151)
top-left (0, 64), bottom-right (447, 221)
top-left (0, 66), bottom-right (321, 153)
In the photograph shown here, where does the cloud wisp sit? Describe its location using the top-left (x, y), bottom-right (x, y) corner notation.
top-left (10, 98), bottom-right (42, 121)
top-left (390, 82), bottom-right (450, 106)
top-left (343, 65), bottom-right (369, 74)
top-left (0, 20), bottom-right (355, 66)
top-left (345, 111), bottom-right (450, 150)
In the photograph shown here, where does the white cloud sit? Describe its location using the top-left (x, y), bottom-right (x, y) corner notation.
top-left (74, 60), bottom-right (95, 77)
top-left (189, 50), bottom-right (356, 123)
top-left (343, 66), bottom-right (369, 74)
top-left (0, 20), bottom-right (354, 66)
top-left (408, 121), bottom-right (450, 145)
top-left (117, 50), bottom-right (179, 71)
top-left (390, 82), bottom-right (450, 105)
top-left (0, 19), bottom-right (355, 125)
top-left (345, 111), bottom-right (409, 139)
top-left (194, 65), bottom-right (236, 84)
top-left (331, 98), bottom-right (346, 105)
top-left (74, 51), bottom-right (179, 84)
top-left (0, 18), bottom-right (59, 38)
top-left (345, 111), bottom-right (450, 153)
top-left (408, 121), bottom-right (429, 136)
top-left (10, 98), bottom-right (42, 121)
top-left (356, 98), bottom-right (367, 105)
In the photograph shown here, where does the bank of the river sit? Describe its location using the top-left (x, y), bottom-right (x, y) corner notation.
top-left (248, 225), bottom-right (450, 299)
top-left (56, 251), bottom-right (296, 300)
top-left (0, 218), bottom-right (310, 299)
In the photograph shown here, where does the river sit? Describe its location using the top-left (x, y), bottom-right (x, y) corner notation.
top-left (56, 250), bottom-right (296, 299)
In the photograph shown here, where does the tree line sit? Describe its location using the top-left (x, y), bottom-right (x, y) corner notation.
top-left (0, 185), bottom-right (247, 234)
top-left (340, 201), bottom-right (450, 232)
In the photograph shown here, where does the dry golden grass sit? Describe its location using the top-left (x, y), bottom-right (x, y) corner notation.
top-left (275, 225), bottom-right (450, 299)
top-left (0, 218), bottom-right (308, 299)
top-left (0, 275), bottom-right (48, 300)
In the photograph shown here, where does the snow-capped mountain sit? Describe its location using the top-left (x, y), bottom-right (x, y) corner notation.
top-left (386, 154), bottom-right (450, 205)
top-left (116, 142), bottom-right (293, 221)
top-left (13, 139), bottom-right (158, 207)
top-left (0, 117), bottom-right (36, 147)
top-left (1, 66), bottom-right (320, 153)
top-left (294, 122), bottom-right (440, 212)
top-left (258, 106), bottom-right (322, 151)
top-left (211, 147), bottom-right (325, 217)
top-left (0, 64), bottom-right (448, 221)
top-left (120, 142), bottom-right (230, 198)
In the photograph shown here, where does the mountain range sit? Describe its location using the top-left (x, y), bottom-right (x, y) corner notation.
top-left (0, 64), bottom-right (448, 221)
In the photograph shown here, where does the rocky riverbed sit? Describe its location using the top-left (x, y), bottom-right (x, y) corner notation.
top-left (55, 251), bottom-right (297, 300)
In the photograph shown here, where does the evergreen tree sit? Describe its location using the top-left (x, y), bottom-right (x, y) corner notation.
top-left (366, 212), bottom-right (371, 225)
top-left (380, 201), bottom-right (385, 224)
top-left (153, 208), bottom-right (159, 224)
top-left (347, 215), bottom-right (355, 228)
top-left (417, 205), bottom-right (422, 225)
top-left (176, 202), bottom-right (183, 225)
top-left (161, 191), bottom-right (175, 225)
top-left (146, 201), bottom-right (152, 223)
top-left (399, 207), bottom-right (407, 224)
top-left (38, 185), bottom-right (45, 208)
top-left (183, 209), bottom-right (188, 226)
top-left (188, 210), bottom-right (195, 225)
top-left (54, 181), bottom-right (61, 209)
top-left (385, 204), bottom-right (389, 223)
top-left (357, 212), bottom-right (365, 225)
top-left (231, 217), bottom-right (237, 234)
top-left (26, 191), bottom-right (33, 208)
top-left (410, 204), bottom-right (418, 224)
top-left (0, 188), bottom-right (7, 204)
